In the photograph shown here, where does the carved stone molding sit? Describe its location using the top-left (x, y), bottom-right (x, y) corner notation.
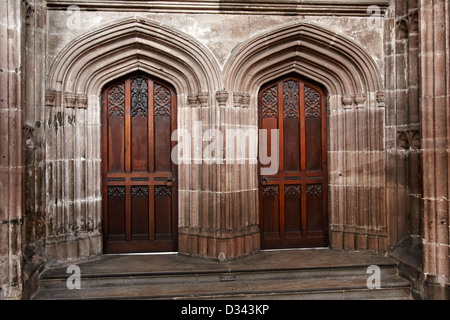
top-left (240, 93), bottom-right (250, 108)
top-left (198, 92), bottom-right (209, 107)
top-left (376, 91), bottom-right (385, 108)
top-left (46, 0), bottom-right (390, 16)
top-left (216, 90), bottom-right (229, 106)
top-left (64, 92), bottom-right (88, 109)
top-left (354, 94), bottom-right (366, 109)
top-left (233, 92), bottom-right (243, 108)
top-left (64, 92), bottom-right (77, 108)
top-left (397, 128), bottom-right (420, 150)
top-left (45, 90), bottom-right (56, 107)
top-left (75, 93), bottom-right (88, 109)
top-left (342, 95), bottom-right (354, 109)
top-left (396, 19), bottom-right (409, 40)
top-left (231, 92), bottom-right (250, 108)
top-left (187, 93), bottom-right (199, 107)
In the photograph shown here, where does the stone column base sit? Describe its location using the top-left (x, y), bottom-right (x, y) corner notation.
top-left (178, 226), bottom-right (260, 261)
top-left (44, 232), bottom-right (102, 266)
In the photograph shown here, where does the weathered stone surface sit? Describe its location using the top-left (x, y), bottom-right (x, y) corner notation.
top-left (1, 0), bottom-right (449, 300)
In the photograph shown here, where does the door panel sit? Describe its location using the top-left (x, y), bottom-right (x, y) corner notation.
top-left (259, 75), bottom-right (328, 249)
top-left (102, 73), bottom-right (177, 253)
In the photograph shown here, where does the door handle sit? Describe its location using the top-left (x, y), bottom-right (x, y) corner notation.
top-left (165, 177), bottom-right (176, 186)
top-left (260, 177), bottom-right (268, 186)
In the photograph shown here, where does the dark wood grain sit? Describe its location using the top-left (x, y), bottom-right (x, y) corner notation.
top-left (102, 73), bottom-right (178, 253)
top-left (259, 74), bottom-right (329, 249)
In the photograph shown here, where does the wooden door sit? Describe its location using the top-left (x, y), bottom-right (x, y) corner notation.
top-left (258, 75), bottom-right (328, 249)
top-left (101, 73), bottom-right (177, 253)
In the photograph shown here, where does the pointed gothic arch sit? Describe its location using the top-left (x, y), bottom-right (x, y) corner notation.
top-left (224, 20), bottom-right (383, 99)
top-left (47, 16), bottom-right (222, 97)
top-left (223, 21), bottom-right (388, 252)
top-left (43, 17), bottom-right (222, 263)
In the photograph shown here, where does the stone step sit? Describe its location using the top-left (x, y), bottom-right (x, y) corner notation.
top-left (37, 263), bottom-right (401, 290)
top-left (33, 272), bottom-right (411, 300)
top-left (32, 251), bottom-right (412, 300)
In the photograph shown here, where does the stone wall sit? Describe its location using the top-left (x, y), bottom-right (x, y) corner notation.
top-left (385, 0), bottom-right (424, 297)
top-left (419, 0), bottom-right (450, 299)
top-left (0, 0), bottom-right (448, 300)
top-left (42, 4), bottom-right (388, 262)
top-left (1, 0), bottom-right (25, 300)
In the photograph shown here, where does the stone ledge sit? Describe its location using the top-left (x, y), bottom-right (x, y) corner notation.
top-left (46, 0), bottom-right (390, 16)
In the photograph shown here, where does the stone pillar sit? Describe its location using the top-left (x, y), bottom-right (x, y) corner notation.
top-left (419, 0), bottom-right (450, 299)
top-left (22, 0), bottom-right (47, 299)
top-left (330, 92), bottom-right (387, 253)
top-left (178, 90), bottom-right (259, 260)
top-left (44, 90), bottom-right (101, 266)
top-left (0, 0), bottom-right (25, 299)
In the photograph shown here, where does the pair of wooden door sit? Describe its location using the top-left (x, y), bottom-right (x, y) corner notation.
top-left (101, 73), bottom-right (328, 253)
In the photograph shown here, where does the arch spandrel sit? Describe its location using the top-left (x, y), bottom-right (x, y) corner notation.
top-left (223, 20), bottom-right (384, 98)
top-left (47, 16), bottom-right (223, 97)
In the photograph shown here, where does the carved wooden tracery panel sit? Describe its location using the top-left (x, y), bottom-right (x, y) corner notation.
top-left (154, 83), bottom-right (171, 117)
top-left (108, 84), bottom-right (125, 116)
top-left (283, 80), bottom-right (300, 119)
top-left (155, 185), bottom-right (172, 198)
top-left (131, 77), bottom-right (148, 118)
top-left (304, 85), bottom-right (321, 118)
top-left (306, 184), bottom-right (322, 196)
top-left (261, 85), bottom-right (278, 118)
top-left (263, 186), bottom-right (279, 197)
top-left (108, 186), bottom-right (126, 198)
top-left (131, 186), bottom-right (149, 198)
top-left (284, 185), bottom-right (301, 197)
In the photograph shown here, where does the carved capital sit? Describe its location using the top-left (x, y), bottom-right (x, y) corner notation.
top-left (187, 93), bottom-right (199, 107)
top-left (241, 93), bottom-right (250, 108)
top-left (45, 90), bottom-right (56, 107)
top-left (64, 92), bottom-right (77, 108)
top-left (376, 91), bottom-right (386, 108)
top-left (354, 94), bottom-right (366, 109)
top-left (341, 95), bottom-right (354, 109)
top-left (216, 90), bottom-right (229, 107)
top-left (233, 92), bottom-right (243, 108)
top-left (198, 92), bottom-right (209, 108)
top-left (75, 93), bottom-right (88, 109)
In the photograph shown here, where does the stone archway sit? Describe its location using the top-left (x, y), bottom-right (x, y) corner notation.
top-left (44, 17), bottom-right (222, 264)
top-left (223, 20), bottom-right (387, 253)
top-left (44, 17), bottom-right (387, 265)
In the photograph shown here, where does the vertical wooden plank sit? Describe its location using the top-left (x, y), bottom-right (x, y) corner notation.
top-left (301, 184), bottom-right (307, 237)
top-left (125, 80), bottom-right (131, 173)
top-left (124, 79), bottom-right (132, 242)
top-left (130, 77), bottom-right (149, 172)
top-left (171, 88), bottom-right (178, 245)
top-left (131, 186), bottom-right (149, 241)
top-left (278, 82), bottom-right (285, 241)
top-left (321, 89), bottom-right (329, 240)
top-left (300, 81), bottom-right (306, 172)
top-left (148, 80), bottom-right (155, 173)
top-left (101, 90), bottom-right (109, 241)
top-left (149, 185), bottom-right (155, 243)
